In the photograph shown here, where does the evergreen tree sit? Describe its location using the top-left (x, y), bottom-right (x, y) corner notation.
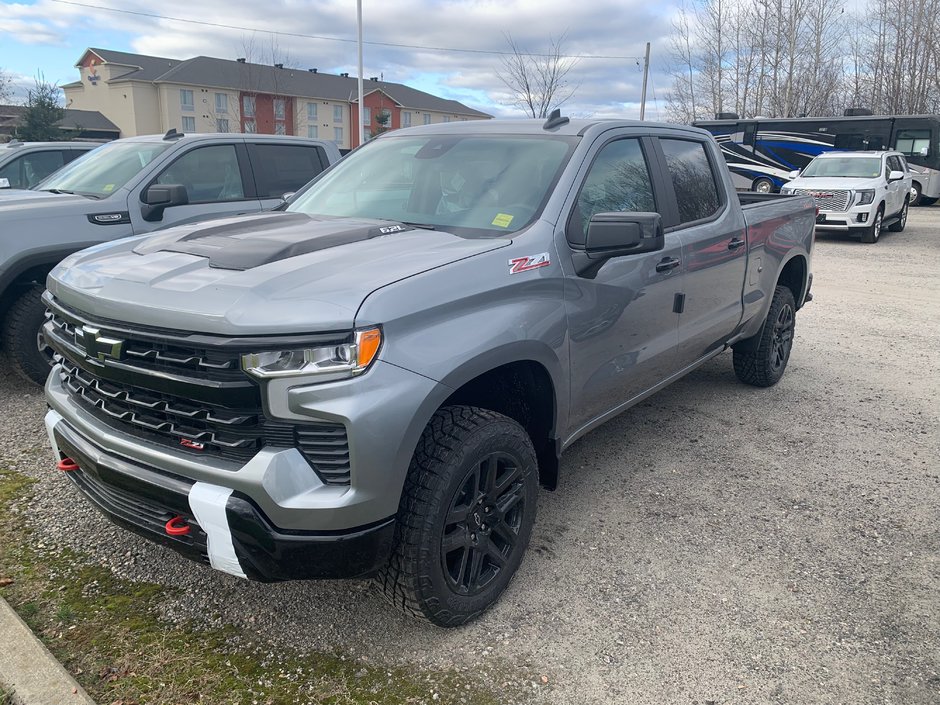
top-left (17, 76), bottom-right (66, 142)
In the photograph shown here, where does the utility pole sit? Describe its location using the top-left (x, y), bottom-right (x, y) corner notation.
top-left (639, 42), bottom-right (651, 121)
top-left (357, 0), bottom-right (365, 147)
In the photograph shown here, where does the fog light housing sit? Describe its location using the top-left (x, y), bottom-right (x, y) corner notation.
top-left (857, 213), bottom-right (868, 223)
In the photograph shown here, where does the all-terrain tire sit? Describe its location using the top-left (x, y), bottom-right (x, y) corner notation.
top-left (860, 204), bottom-right (884, 244)
top-left (888, 198), bottom-right (909, 232)
top-left (732, 285), bottom-right (796, 387)
top-left (2, 285), bottom-right (52, 386)
top-left (375, 405), bottom-right (538, 627)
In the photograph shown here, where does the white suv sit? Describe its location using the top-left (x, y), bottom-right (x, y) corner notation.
top-left (781, 151), bottom-right (912, 243)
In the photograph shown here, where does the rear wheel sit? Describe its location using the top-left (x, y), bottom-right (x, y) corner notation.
top-left (733, 285), bottom-right (796, 387)
top-left (375, 406), bottom-right (538, 627)
top-left (752, 177), bottom-right (774, 194)
top-left (888, 198), bottom-right (909, 232)
top-left (2, 284), bottom-right (53, 386)
top-left (910, 182), bottom-right (921, 206)
top-left (860, 205), bottom-right (884, 244)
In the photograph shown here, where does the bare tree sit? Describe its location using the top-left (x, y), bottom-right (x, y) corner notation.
top-left (0, 68), bottom-right (12, 103)
top-left (498, 33), bottom-right (579, 118)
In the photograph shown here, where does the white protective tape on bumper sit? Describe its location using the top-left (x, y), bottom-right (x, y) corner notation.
top-left (44, 409), bottom-right (63, 460)
top-left (188, 482), bottom-right (248, 579)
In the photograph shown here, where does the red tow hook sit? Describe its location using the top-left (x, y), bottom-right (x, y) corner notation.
top-left (56, 457), bottom-right (79, 472)
top-left (165, 516), bottom-right (191, 536)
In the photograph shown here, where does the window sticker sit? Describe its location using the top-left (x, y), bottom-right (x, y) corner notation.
top-left (102, 183), bottom-right (115, 193)
top-left (492, 213), bottom-right (514, 228)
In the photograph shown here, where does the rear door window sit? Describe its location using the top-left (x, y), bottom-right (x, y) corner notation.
top-left (0, 150), bottom-right (67, 188)
top-left (659, 138), bottom-right (722, 225)
top-left (247, 143), bottom-right (327, 198)
top-left (155, 144), bottom-right (246, 203)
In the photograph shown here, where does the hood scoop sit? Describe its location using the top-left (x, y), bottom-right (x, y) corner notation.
top-left (133, 212), bottom-right (414, 270)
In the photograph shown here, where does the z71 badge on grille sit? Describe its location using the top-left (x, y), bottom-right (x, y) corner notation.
top-left (509, 253), bottom-right (550, 274)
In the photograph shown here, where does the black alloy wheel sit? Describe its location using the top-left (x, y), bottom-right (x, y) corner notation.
top-left (441, 451), bottom-right (526, 596)
top-left (770, 300), bottom-right (795, 376)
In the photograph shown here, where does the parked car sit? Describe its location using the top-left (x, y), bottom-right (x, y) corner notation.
top-left (781, 150), bottom-right (912, 243)
top-left (0, 141), bottom-right (98, 190)
top-left (42, 117), bottom-right (815, 626)
top-left (0, 130), bottom-right (341, 384)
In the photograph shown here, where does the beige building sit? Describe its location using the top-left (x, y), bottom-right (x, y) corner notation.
top-left (63, 48), bottom-right (491, 149)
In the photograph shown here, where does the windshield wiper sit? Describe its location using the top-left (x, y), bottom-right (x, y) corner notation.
top-left (399, 221), bottom-right (436, 230)
top-left (40, 188), bottom-right (102, 199)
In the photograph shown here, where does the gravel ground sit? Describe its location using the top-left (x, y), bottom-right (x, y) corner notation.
top-left (1, 207), bottom-right (938, 704)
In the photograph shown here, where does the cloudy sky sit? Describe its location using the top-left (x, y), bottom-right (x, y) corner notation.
top-left (1, 0), bottom-right (678, 120)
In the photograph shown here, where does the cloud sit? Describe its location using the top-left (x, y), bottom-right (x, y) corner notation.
top-left (2, 0), bottom-right (677, 119)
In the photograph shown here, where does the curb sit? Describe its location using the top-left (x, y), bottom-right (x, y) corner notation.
top-left (0, 597), bottom-right (96, 705)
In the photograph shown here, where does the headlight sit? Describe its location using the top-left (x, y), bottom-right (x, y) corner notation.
top-left (780, 188), bottom-right (792, 195)
top-left (856, 189), bottom-right (875, 205)
top-left (241, 328), bottom-right (382, 380)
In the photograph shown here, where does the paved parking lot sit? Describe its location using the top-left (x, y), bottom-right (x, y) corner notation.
top-left (1, 207), bottom-right (938, 704)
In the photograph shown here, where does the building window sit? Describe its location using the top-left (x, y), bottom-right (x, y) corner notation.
top-left (181, 115), bottom-right (195, 132)
top-left (307, 125), bottom-right (319, 139)
top-left (423, 113), bottom-right (431, 125)
top-left (274, 122), bottom-right (286, 135)
top-left (362, 107), bottom-right (371, 126)
top-left (402, 112), bottom-right (411, 128)
top-left (215, 93), bottom-right (228, 113)
top-left (306, 102), bottom-right (317, 120)
top-left (274, 98), bottom-right (286, 120)
top-left (216, 118), bottom-right (230, 132)
top-left (243, 95), bottom-right (256, 117)
top-left (180, 89), bottom-right (194, 111)
top-left (334, 127), bottom-right (343, 144)
top-left (243, 119), bottom-right (256, 133)
top-left (443, 116), bottom-right (452, 123)
top-left (333, 105), bottom-right (343, 123)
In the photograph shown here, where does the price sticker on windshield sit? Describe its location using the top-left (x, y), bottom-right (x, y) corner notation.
top-left (492, 213), bottom-right (514, 228)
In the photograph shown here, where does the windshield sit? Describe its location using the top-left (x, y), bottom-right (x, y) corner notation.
top-left (800, 156), bottom-right (882, 179)
top-left (287, 134), bottom-right (577, 236)
top-left (36, 140), bottom-right (172, 198)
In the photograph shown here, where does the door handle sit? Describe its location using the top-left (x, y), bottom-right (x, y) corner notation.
top-left (655, 257), bottom-right (681, 273)
top-left (728, 238), bottom-right (746, 251)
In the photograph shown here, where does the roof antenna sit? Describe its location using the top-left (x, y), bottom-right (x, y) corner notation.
top-left (163, 128), bottom-right (183, 140)
top-left (543, 108), bottom-right (569, 130)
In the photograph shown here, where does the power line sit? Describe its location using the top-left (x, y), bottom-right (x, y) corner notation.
top-left (49, 0), bottom-right (643, 61)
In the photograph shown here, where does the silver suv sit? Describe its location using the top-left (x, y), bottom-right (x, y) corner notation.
top-left (0, 141), bottom-right (97, 190)
top-left (782, 150), bottom-right (912, 243)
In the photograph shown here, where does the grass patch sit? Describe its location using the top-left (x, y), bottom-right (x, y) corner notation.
top-left (0, 469), bottom-right (533, 704)
top-left (0, 684), bottom-right (15, 705)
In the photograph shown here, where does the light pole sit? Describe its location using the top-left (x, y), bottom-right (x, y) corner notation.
top-left (357, 0), bottom-right (365, 147)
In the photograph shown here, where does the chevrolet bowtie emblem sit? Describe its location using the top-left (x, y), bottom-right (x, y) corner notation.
top-left (75, 325), bottom-right (125, 361)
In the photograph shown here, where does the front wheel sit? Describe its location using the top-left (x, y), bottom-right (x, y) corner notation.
top-left (375, 406), bottom-right (538, 627)
top-left (752, 177), bottom-right (774, 194)
top-left (733, 285), bottom-right (796, 387)
top-left (860, 205), bottom-right (884, 244)
top-left (2, 284), bottom-right (53, 386)
top-left (910, 182), bottom-right (922, 206)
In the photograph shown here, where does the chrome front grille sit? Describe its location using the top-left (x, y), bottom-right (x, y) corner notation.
top-left (45, 297), bottom-right (352, 485)
top-left (791, 188), bottom-right (851, 212)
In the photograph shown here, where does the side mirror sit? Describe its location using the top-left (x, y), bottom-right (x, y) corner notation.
top-left (281, 191), bottom-right (295, 202)
top-left (888, 170), bottom-right (904, 182)
top-left (0, 178), bottom-right (9, 189)
top-left (141, 183), bottom-right (189, 222)
top-left (573, 212), bottom-right (664, 278)
top-left (788, 169), bottom-right (800, 179)
top-left (920, 146), bottom-right (929, 157)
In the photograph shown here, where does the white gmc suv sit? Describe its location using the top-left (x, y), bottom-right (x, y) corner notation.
top-left (782, 151), bottom-right (912, 244)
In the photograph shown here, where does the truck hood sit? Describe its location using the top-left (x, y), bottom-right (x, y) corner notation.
top-left (49, 211), bottom-right (510, 334)
top-left (0, 190), bottom-right (100, 219)
top-left (787, 176), bottom-right (881, 191)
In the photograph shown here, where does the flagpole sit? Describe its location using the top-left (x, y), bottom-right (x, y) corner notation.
top-left (357, 0), bottom-right (365, 146)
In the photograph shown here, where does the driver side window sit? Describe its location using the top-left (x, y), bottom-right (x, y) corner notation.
top-left (568, 138), bottom-right (656, 247)
top-left (155, 145), bottom-right (245, 203)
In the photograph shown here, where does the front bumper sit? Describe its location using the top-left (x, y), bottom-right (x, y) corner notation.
top-left (814, 206), bottom-right (874, 231)
top-left (47, 410), bottom-right (395, 581)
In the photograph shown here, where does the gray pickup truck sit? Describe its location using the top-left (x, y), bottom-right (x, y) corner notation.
top-left (42, 116), bottom-right (815, 626)
top-left (0, 131), bottom-right (341, 384)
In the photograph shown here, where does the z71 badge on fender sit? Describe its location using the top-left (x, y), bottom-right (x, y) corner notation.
top-left (509, 253), bottom-right (550, 274)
